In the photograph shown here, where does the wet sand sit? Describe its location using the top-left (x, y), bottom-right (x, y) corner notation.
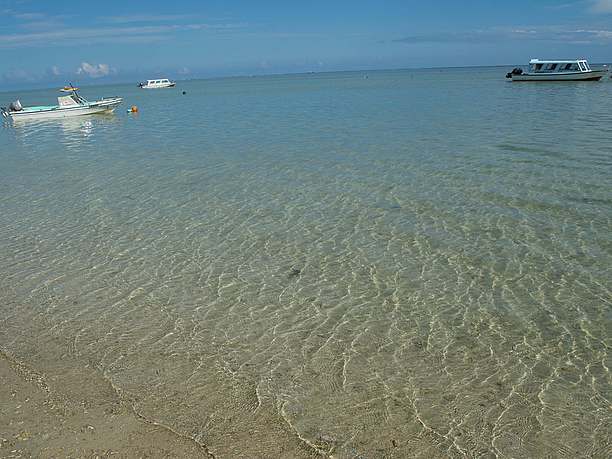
top-left (0, 350), bottom-right (209, 458)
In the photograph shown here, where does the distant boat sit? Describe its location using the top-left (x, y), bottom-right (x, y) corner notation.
top-left (506, 59), bottom-right (608, 81)
top-left (1, 88), bottom-right (122, 120)
top-left (138, 78), bottom-right (176, 89)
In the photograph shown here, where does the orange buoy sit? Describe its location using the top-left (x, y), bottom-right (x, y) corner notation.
top-left (127, 105), bottom-right (138, 113)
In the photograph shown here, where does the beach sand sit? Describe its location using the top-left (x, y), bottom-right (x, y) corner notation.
top-left (0, 351), bottom-right (209, 458)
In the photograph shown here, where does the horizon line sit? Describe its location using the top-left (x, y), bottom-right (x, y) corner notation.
top-left (2, 62), bottom-right (610, 93)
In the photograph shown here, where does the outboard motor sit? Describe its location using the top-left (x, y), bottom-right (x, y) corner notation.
top-left (506, 68), bottom-right (523, 79)
top-left (8, 99), bottom-right (23, 111)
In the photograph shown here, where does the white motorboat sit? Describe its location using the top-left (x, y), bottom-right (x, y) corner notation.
top-left (1, 88), bottom-right (122, 120)
top-left (138, 78), bottom-right (176, 89)
top-left (506, 59), bottom-right (608, 81)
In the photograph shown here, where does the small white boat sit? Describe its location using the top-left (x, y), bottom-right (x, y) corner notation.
top-left (506, 59), bottom-right (608, 81)
top-left (1, 88), bottom-right (122, 120)
top-left (138, 78), bottom-right (176, 89)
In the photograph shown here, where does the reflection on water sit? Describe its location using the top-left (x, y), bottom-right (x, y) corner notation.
top-left (0, 69), bottom-right (611, 458)
top-left (58, 117), bottom-right (94, 142)
top-left (8, 114), bottom-right (120, 151)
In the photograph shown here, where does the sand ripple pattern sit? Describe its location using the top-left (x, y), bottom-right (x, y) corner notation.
top-left (1, 70), bottom-right (611, 457)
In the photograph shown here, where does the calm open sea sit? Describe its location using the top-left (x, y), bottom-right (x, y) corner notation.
top-left (1, 68), bottom-right (611, 458)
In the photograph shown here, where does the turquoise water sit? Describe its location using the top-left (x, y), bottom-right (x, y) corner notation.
top-left (1, 68), bottom-right (611, 457)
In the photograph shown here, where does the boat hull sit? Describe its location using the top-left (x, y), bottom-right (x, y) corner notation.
top-left (511, 70), bottom-right (607, 81)
top-left (140, 83), bottom-right (175, 89)
top-left (5, 98), bottom-right (122, 120)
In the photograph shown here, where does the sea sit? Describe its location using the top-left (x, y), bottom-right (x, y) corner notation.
top-left (0, 67), bottom-right (610, 458)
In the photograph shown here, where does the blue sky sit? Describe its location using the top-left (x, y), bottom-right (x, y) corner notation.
top-left (1, 0), bottom-right (611, 88)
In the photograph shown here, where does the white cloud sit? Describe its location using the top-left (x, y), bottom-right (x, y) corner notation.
top-left (19, 19), bottom-right (66, 31)
top-left (394, 26), bottom-right (612, 45)
top-left (101, 14), bottom-right (192, 24)
top-left (591, 0), bottom-right (612, 13)
top-left (0, 23), bottom-right (245, 48)
top-left (50, 65), bottom-right (60, 76)
top-left (76, 62), bottom-right (113, 78)
top-left (13, 12), bottom-right (47, 21)
top-left (1, 68), bottom-right (35, 83)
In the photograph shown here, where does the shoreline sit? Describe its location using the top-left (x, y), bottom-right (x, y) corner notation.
top-left (0, 349), bottom-right (210, 458)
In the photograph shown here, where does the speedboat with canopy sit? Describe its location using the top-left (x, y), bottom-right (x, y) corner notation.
top-left (1, 86), bottom-right (122, 120)
top-left (138, 78), bottom-right (176, 89)
top-left (506, 59), bottom-right (608, 81)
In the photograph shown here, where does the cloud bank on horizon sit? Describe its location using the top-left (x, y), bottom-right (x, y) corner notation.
top-left (592, 0), bottom-right (612, 13)
top-left (76, 62), bottom-right (115, 78)
top-left (1, 0), bottom-right (611, 88)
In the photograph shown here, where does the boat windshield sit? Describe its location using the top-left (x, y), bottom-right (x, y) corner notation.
top-left (144, 79), bottom-right (171, 85)
top-left (58, 92), bottom-right (86, 107)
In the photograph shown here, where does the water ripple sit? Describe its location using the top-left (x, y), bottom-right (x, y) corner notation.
top-left (0, 68), bottom-right (611, 458)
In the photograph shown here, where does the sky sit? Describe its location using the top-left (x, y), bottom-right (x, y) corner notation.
top-left (1, 0), bottom-right (612, 88)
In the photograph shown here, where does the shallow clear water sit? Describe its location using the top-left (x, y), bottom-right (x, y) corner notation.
top-left (1, 68), bottom-right (611, 458)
